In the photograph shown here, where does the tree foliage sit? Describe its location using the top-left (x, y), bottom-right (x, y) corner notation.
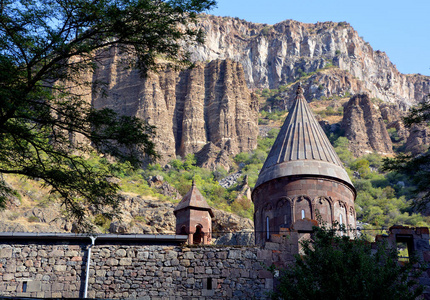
top-left (271, 225), bottom-right (423, 300)
top-left (383, 95), bottom-right (430, 212)
top-left (0, 0), bottom-right (215, 229)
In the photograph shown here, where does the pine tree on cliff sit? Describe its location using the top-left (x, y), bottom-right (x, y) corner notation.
top-left (0, 0), bottom-right (215, 230)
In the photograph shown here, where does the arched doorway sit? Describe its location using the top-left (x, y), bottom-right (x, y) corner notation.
top-left (193, 225), bottom-right (204, 244)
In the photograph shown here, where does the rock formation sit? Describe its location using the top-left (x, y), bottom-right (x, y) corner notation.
top-left (403, 124), bottom-right (430, 155)
top-left (190, 15), bottom-right (430, 106)
top-left (89, 51), bottom-right (258, 164)
top-left (341, 94), bottom-right (393, 156)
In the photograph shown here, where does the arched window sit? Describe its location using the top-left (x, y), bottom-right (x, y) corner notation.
top-left (339, 214), bottom-right (344, 236)
top-left (301, 209), bottom-right (305, 219)
top-left (266, 216), bottom-right (270, 240)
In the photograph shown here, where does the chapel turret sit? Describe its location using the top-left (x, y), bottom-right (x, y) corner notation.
top-left (174, 181), bottom-right (214, 245)
top-left (252, 85), bottom-right (356, 245)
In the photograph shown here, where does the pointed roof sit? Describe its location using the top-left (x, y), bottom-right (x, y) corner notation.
top-left (254, 85), bottom-right (354, 191)
top-left (174, 181), bottom-right (214, 217)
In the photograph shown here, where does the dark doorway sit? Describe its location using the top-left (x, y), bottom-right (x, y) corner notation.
top-left (193, 225), bottom-right (204, 244)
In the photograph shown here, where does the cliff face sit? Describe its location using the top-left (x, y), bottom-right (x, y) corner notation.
top-left (90, 49), bottom-right (258, 164)
top-left (341, 94), bottom-right (393, 156)
top-left (68, 15), bottom-right (430, 162)
top-left (190, 15), bottom-right (430, 106)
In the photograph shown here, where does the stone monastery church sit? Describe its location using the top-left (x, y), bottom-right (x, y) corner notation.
top-left (0, 86), bottom-right (429, 299)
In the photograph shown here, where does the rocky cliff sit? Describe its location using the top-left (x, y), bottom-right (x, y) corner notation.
top-left (190, 15), bottom-right (430, 106)
top-left (73, 15), bottom-right (430, 164)
top-left (90, 50), bottom-right (258, 164)
top-left (341, 94), bottom-right (393, 156)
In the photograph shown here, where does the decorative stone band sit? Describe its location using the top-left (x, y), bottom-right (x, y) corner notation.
top-left (253, 160), bottom-right (355, 195)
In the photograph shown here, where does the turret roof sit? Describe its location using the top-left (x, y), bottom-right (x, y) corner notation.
top-left (174, 181), bottom-right (214, 217)
top-left (254, 85), bottom-right (353, 190)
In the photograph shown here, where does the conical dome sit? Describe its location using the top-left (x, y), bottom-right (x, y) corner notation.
top-left (254, 85), bottom-right (353, 190)
top-left (174, 181), bottom-right (214, 217)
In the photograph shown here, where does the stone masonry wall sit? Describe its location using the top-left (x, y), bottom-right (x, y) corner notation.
top-left (0, 242), bottom-right (87, 298)
top-left (1, 227), bottom-right (429, 299)
top-left (0, 241), bottom-right (287, 299)
top-left (88, 245), bottom-right (276, 299)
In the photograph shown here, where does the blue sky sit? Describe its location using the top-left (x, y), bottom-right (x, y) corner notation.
top-left (210, 0), bottom-right (430, 76)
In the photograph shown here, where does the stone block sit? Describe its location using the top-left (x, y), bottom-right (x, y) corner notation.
top-left (106, 258), bottom-right (119, 266)
top-left (216, 251), bottom-right (228, 259)
top-left (228, 250), bottom-right (241, 259)
top-left (99, 249), bottom-right (111, 258)
top-left (166, 250), bottom-right (178, 259)
top-left (0, 248), bottom-right (12, 258)
top-left (183, 252), bottom-right (194, 259)
top-left (52, 282), bottom-right (64, 291)
top-left (186, 278), bottom-right (195, 285)
top-left (54, 265), bottom-right (67, 272)
top-left (243, 251), bottom-right (257, 259)
top-left (119, 258), bottom-right (132, 266)
top-left (259, 270), bottom-right (273, 279)
top-left (257, 249), bottom-right (272, 260)
top-left (5, 261), bottom-right (16, 273)
top-left (171, 258), bottom-right (179, 266)
top-left (172, 271), bottom-right (180, 277)
top-left (264, 242), bottom-right (280, 251)
top-left (24, 260), bottom-right (33, 267)
top-left (181, 259), bottom-right (190, 267)
top-left (116, 249), bottom-right (127, 257)
top-left (68, 245), bottom-right (81, 251)
top-left (71, 256), bottom-right (82, 261)
top-left (27, 281), bottom-right (42, 292)
top-left (16, 266), bottom-right (26, 272)
top-left (65, 250), bottom-right (78, 257)
top-left (137, 252), bottom-right (149, 260)
top-left (3, 273), bottom-right (14, 281)
top-left (240, 269), bottom-right (249, 278)
top-left (50, 250), bottom-right (64, 257)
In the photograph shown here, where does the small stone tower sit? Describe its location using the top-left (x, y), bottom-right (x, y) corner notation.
top-left (174, 181), bottom-right (214, 245)
top-left (252, 85), bottom-right (356, 245)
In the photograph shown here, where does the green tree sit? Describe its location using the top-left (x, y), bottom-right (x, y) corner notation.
top-left (0, 0), bottom-right (215, 230)
top-left (271, 225), bottom-right (423, 300)
top-left (383, 95), bottom-right (430, 211)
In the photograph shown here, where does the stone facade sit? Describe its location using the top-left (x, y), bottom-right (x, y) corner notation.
top-left (252, 176), bottom-right (356, 245)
